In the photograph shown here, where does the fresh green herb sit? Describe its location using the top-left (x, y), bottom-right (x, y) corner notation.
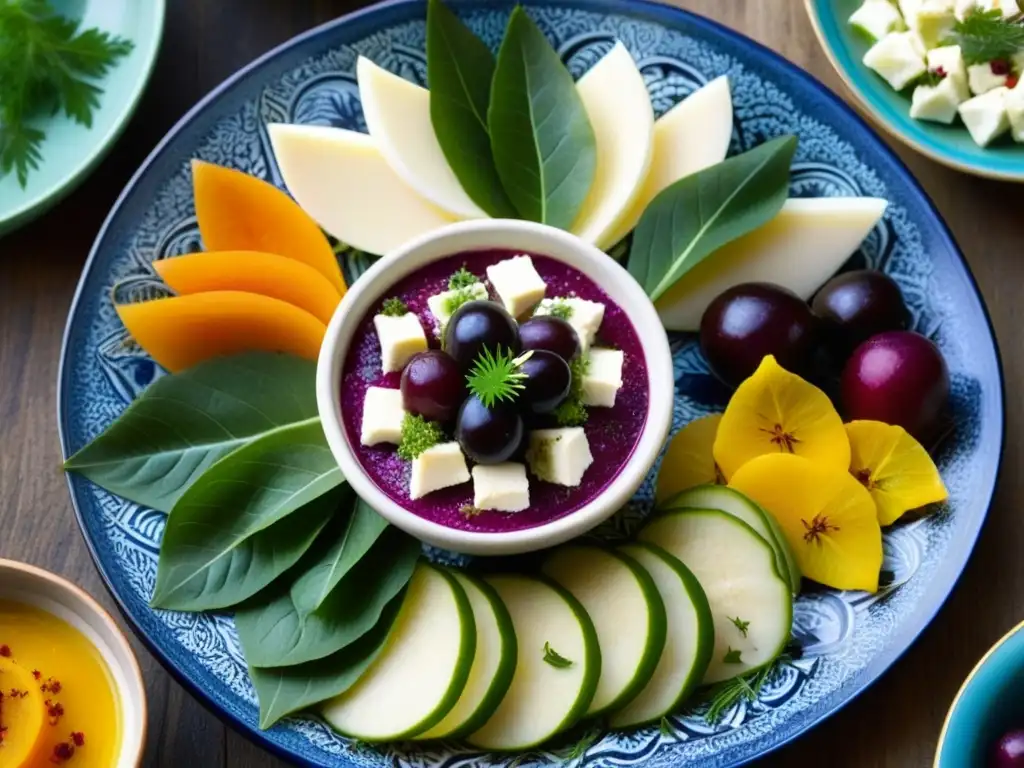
top-left (944, 7), bottom-right (1024, 65)
top-left (466, 347), bottom-right (531, 408)
top-left (561, 724), bottom-right (602, 760)
top-left (919, 68), bottom-right (947, 88)
top-left (723, 646), bottom-right (743, 664)
top-left (426, 0), bottom-right (517, 217)
top-left (542, 641), bottom-right (574, 668)
top-left (547, 299), bottom-right (574, 321)
top-left (380, 297), bottom-right (409, 316)
top-left (554, 354), bottom-right (590, 427)
top-left (397, 413), bottom-right (445, 460)
top-left (441, 285), bottom-right (481, 317)
top-left (0, 0), bottom-right (134, 187)
top-left (703, 659), bottom-right (781, 724)
top-left (488, 6), bottom-right (597, 228)
top-left (448, 265), bottom-right (480, 290)
top-left (659, 716), bottom-right (677, 739)
top-left (730, 616), bottom-right (750, 638)
top-left (628, 135), bottom-right (797, 301)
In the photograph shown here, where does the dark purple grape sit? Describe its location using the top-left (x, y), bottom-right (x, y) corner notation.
top-left (519, 316), bottom-right (580, 362)
top-left (812, 270), bottom-right (910, 351)
top-left (444, 301), bottom-right (519, 370)
top-left (400, 350), bottom-right (464, 422)
top-left (520, 350), bottom-right (571, 414)
top-left (700, 282), bottom-right (818, 387)
top-left (993, 729), bottom-right (1024, 767)
top-left (456, 396), bottom-right (524, 464)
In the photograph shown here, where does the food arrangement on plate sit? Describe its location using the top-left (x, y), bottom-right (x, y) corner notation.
top-left (56, 0), bottom-right (1004, 765)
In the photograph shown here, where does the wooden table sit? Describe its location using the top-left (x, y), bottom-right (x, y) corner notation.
top-left (0, 0), bottom-right (1020, 765)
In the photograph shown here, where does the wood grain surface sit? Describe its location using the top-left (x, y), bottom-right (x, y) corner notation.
top-left (0, 1), bottom-right (1019, 765)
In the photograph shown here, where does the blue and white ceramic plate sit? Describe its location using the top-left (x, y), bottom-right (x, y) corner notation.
top-left (58, 1), bottom-right (1004, 766)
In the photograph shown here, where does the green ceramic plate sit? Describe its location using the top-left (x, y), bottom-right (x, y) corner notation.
top-left (0, 0), bottom-right (165, 235)
top-left (805, 0), bottom-right (1024, 181)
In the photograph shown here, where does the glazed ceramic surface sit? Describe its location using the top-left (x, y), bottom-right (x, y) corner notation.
top-left (58, 1), bottom-right (1004, 765)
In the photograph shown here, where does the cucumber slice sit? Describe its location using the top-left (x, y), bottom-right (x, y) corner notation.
top-left (467, 574), bottom-right (599, 751)
top-left (320, 563), bottom-right (475, 740)
top-left (638, 510), bottom-right (792, 684)
top-left (661, 484), bottom-right (801, 594)
top-left (414, 572), bottom-right (517, 740)
top-left (542, 545), bottom-right (667, 716)
top-left (608, 543), bottom-right (713, 728)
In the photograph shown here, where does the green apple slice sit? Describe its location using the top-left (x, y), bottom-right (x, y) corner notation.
top-left (638, 510), bottom-right (792, 684)
top-left (542, 545), bottom-right (666, 716)
top-left (661, 484), bottom-right (801, 594)
top-left (413, 572), bottom-right (517, 740)
top-left (467, 574), bottom-right (599, 751)
top-left (608, 543), bottom-right (713, 728)
top-left (320, 563), bottom-right (475, 740)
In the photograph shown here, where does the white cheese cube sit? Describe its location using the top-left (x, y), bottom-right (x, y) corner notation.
top-left (863, 32), bottom-right (927, 91)
top-left (426, 282), bottom-right (488, 328)
top-left (1004, 82), bottom-right (1024, 141)
top-left (409, 442), bottom-right (470, 500)
top-left (535, 297), bottom-right (606, 353)
top-left (485, 255), bottom-right (546, 318)
top-left (849, 0), bottom-right (906, 40)
top-left (472, 463), bottom-right (530, 512)
top-left (526, 428), bottom-right (594, 487)
top-left (968, 63), bottom-right (1008, 95)
top-left (959, 87), bottom-right (1011, 146)
top-left (913, 0), bottom-right (956, 47)
top-left (580, 348), bottom-right (625, 408)
top-left (898, 0), bottom-right (924, 22)
top-left (360, 387), bottom-right (405, 446)
top-left (979, 0), bottom-right (1019, 16)
top-left (927, 46), bottom-right (970, 100)
top-left (373, 312), bottom-right (427, 373)
top-left (910, 76), bottom-right (965, 122)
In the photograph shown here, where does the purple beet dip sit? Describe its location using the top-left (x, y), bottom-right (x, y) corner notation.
top-left (340, 249), bottom-right (649, 533)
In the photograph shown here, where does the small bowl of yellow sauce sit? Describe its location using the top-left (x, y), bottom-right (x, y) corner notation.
top-left (0, 560), bottom-right (146, 767)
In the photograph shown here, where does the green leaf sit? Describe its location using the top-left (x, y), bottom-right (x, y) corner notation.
top-left (628, 135), bottom-right (797, 301)
top-left (723, 646), bottom-right (743, 664)
top-left (944, 7), bottom-right (1024, 65)
top-left (290, 497), bottom-right (390, 618)
top-left (250, 596), bottom-right (401, 728)
top-left (542, 640), bottom-right (573, 668)
top-left (64, 353), bottom-right (318, 513)
top-left (426, 0), bottom-right (517, 218)
top-left (151, 418), bottom-right (344, 611)
top-left (236, 527), bottom-right (421, 667)
top-left (487, 7), bottom-right (596, 228)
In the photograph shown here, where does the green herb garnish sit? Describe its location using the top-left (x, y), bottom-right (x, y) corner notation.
top-left (448, 266), bottom-right (479, 290)
top-left (554, 354), bottom-right (589, 427)
top-left (547, 299), bottom-right (574, 321)
top-left (944, 7), bottom-right (1024, 65)
top-left (466, 347), bottom-right (531, 408)
top-left (397, 413), bottom-right (445, 460)
top-left (723, 646), bottom-right (743, 664)
top-left (380, 297), bottom-right (409, 317)
top-left (703, 658), bottom-right (783, 724)
top-left (730, 616), bottom-right (750, 638)
top-left (542, 641), bottom-right (573, 668)
top-left (919, 68), bottom-right (947, 87)
top-left (659, 716), bottom-right (677, 739)
top-left (0, 0), bottom-right (134, 187)
top-left (442, 286), bottom-right (480, 317)
top-left (562, 725), bottom-right (601, 760)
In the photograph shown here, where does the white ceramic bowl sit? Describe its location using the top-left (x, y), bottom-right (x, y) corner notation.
top-left (0, 560), bottom-right (147, 766)
top-left (317, 219), bottom-right (674, 555)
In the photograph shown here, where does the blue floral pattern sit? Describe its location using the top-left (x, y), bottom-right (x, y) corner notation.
top-left (58, 2), bottom-right (1002, 766)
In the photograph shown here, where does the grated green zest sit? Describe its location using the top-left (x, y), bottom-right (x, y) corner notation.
top-left (547, 299), bottom-right (574, 320)
top-left (397, 413), bottom-right (444, 460)
top-left (380, 297), bottom-right (409, 317)
top-left (554, 354), bottom-right (590, 427)
top-left (466, 347), bottom-right (529, 408)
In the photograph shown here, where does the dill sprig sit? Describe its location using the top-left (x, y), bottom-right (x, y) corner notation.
top-left (466, 347), bottom-right (531, 408)
top-left (542, 641), bottom-right (573, 668)
top-left (397, 413), bottom-right (444, 460)
top-left (702, 657), bottom-right (785, 724)
top-left (380, 297), bottom-right (409, 317)
top-left (943, 7), bottom-right (1024, 65)
top-left (730, 616), bottom-right (750, 637)
top-left (448, 265), bottom-right (479, 290)
top-left (554, 354), bottom-right (590, 427)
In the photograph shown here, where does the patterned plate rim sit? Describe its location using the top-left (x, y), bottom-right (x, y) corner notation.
top-left (56, 0), bottom-right (1007, 765)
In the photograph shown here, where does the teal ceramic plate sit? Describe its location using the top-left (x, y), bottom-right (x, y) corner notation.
top-left (0, 0), bottom-right (165, 236)
top-left (805, 0), bottom-right (1024, 181)
top-left (935, 621), bottom-right (1024, 766)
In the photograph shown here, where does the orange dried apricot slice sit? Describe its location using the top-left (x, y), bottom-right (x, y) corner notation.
top-left (154, 251), bottom-right (343, 325)
top-left (116, 291), bottom-right (326, 372)
top-left (846, 420), bottom-right (948, 527)
top-left (191, 160), bottom-right (346, 294)
top-left (729, 453), bottom-right (882, 593)
top-left (655, 413), bottom-right (723, 504)
top-left (713, 355), bottom-right (850, 480)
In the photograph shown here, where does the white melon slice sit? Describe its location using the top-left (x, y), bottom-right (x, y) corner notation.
top-left (541, 545), bottom-right (666, 716)
top-left (638, 510), bottom-right (792, 684)
top-left (467, 575), bottom-right (599, 751)
top-left (571, 43), bottom-right (654, 250)
top-left (320, 564), bottom-right (475, 740)
top-left (655, 196), bottom-right (888, 331)
top-left (608, 543), bottom-right (713, 728)
top-left (414, 572), bottom-right (517, 740)
top-left (357, 56), bottom-right (485, 219)
top-left (604, 76), bottom-right (733, 248)
top-left (267, 123), bottom-right (457, 256)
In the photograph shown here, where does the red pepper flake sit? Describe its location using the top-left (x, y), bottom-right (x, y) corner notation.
top-left (0, 645), bottom-right (11, 658)
top-left (8, 688), bottom-right (28, 699)
top-left (41, 678), bottom-right (62, 695)
top-left (1009, 74), bottom-right (1020, 89)
top-left (50, 742), bottom-right (75, 763)
top-left (71, 731), bottom-right (86, 747)
top-left (991, 58), bottom-right (1011, 75)
top-left (934, 65), bottom-right (947, 78)
top-left (46, 700), bottom-right (65, 726)
top-left (32, 669), bottom-right (41, 680)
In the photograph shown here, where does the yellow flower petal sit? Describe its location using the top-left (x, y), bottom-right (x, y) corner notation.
top-left (655, 413), bottom-right (723, 504)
